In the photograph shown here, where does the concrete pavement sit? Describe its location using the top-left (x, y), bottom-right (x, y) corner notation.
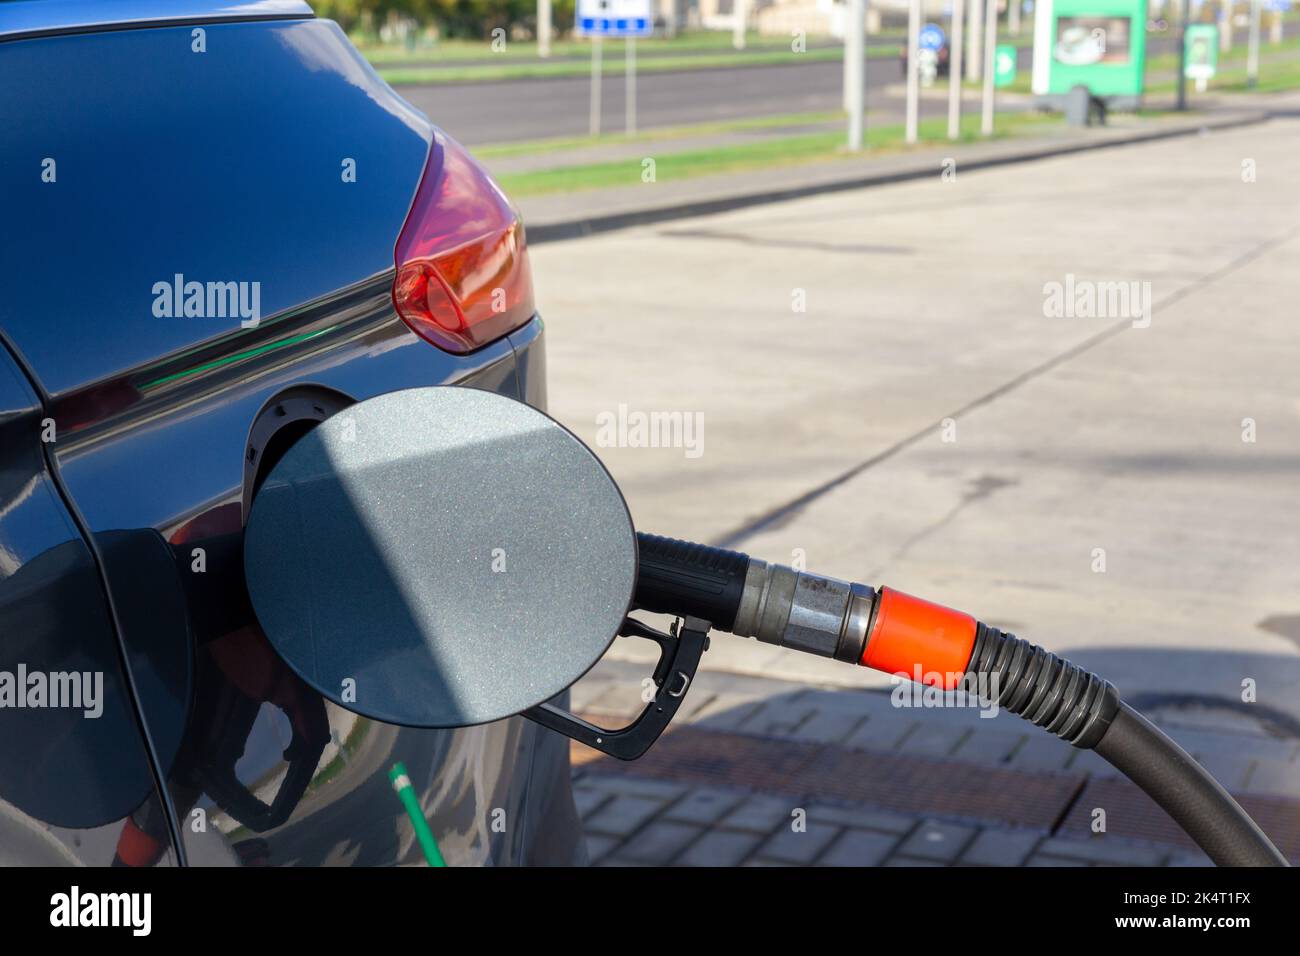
top-left (531, 98), bottom-right (1300, 861)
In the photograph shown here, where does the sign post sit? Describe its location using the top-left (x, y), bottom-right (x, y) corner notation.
top-left (980, 0), bottom-right (997, 134)
top-left (846, 0), bottom-right (867, 150)
top-left (948, 0), bottom-right (966, 139)
top-left (906, 0), bottom-right (921, 143)
top-left (626, 36), bottom-right (637, 134)
top-left (577, 0), bottom-right (653, 137)
top-left (538, 0), bottom-right (552, 58)
top-left (1247, 0), bottom-right (1261, 87)
top-left (918, 22), bottom-right (946, 88)
top-left (1267, 0), bottom-right (1289, 43)
top-left (590, 35), bottom-right (602, 135)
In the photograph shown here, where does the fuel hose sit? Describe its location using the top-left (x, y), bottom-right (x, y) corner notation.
top-left (633, 533), bottom-right (1288, 867)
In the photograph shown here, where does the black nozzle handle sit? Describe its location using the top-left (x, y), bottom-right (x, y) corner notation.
top-left (633, 533), bottom-right (749, 632)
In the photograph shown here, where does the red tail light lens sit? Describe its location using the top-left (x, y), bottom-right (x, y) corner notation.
top-left (393, 130), bottom-right (535, 354)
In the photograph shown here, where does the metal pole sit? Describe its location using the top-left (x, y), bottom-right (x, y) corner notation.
top-left (1248, 0), bottom-right (1262, 87)
top-left (1177, 0), bottom-right (1189, 109)
top-left (847, 0), bottom-right (866, 149)
top-left (981, 0), bottom-right (997, 134)
top-left (734, 0), bottom-right (747, 49)
top-left (538, 0), bottom-right (552, 58)
top-left (626, 35), bottom-right (637, 135)
top-left (590, 36), bottom-right (603, 136)
top-left (949, 0), bottom-right (966, 138)
top-left (906, 0), bottom-right (921, 143)
top-left (967, 0), bottom-right (984, 80)
top-left (1009, 0), bottom-right (1020, 34)
top-left (1220, 1), bottom-right (1232, 52)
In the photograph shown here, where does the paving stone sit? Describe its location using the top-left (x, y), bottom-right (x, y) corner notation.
top-left (897, 724), bottom-right (969, 758)
top-left (817, 829), bottom-right (901, 867)
top-left (663, 787), bottom-right (745, 826)
top-left (1007, 734), bottom-right (1074, 772)
top-left (718, 794), bottom-right (801, 834)
top-left (950, 729), bottom-right (1024, 765)
top-left (800, 689), bottom-right (902, 717)
top-left (1025, 854), bottom-right (1089, 867)
top-left (568, 678), bottom-right (617, 713)
top-left (804, 801), bottom-right (916, 834)
top-left (583, 834), bottom-right (620, 864)
top-left (1167, 849), bottom-right (1214, 867)
top-left (572, 786), bottom-right (613, 819)
top-left (884, 856), bottom-right (943, 866)
top-left (1065, 748), bottom-right (1122, 778)
top-left (1242, 758), bottom-right (1300, 796)
top-left (677, 829), bottom-right (764, 867)
top-left (619, 821), bottom-right (703, 865)
top-left (585, 794), bottom-right (670, 838)
top-left (738, 701), bottom-right (818, 737)
top-left (757, 822), bottom-right (840, 864)
top-left (1163, 727), bottom-right (1299, 765)
top-left (579, 774), bottom-right (687, 801)
top-left (1036, 835), bottom-right (1166, 866)
top-left (958, 828), bottom-right (1042, 867)
top-left (788, 709), bottom-right (866, 745)
top-left (689, 694), bottom-right (766, 731)
top-left (897, 820), bottom-right (977, 862)
top-left (845, 716), bottom-right (919, 752)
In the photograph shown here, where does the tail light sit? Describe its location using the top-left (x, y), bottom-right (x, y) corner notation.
top-left (392, 130), bottom-right (535, 354)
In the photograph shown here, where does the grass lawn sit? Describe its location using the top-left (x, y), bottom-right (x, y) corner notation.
top-left (495, 110), bottom-right (1061, 196)
top-left (472, 110), bottom-right (849, 160)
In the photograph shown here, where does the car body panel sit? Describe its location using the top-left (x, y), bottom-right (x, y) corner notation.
top-left (0, 0), bottom-right (312, 41)
top-left (0, 18), bottom-right (428, 400)
top-left (0, 340), bottom-right (178, 866)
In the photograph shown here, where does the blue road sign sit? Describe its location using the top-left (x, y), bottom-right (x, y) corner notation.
top-left (919, 24), bottom-right (946, 51)
top-left (577, 0), bottom-right (654, 36)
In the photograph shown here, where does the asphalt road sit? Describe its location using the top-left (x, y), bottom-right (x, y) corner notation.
top-left (397, 31), bottom-right (1201, 145)
top-left (399, 58), bottom-right (904, 144)
top-left (532, 102), bottom-right (1300, 715)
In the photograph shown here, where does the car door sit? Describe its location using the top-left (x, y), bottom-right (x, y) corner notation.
top-left (0, 339), bottom-right (180, 866)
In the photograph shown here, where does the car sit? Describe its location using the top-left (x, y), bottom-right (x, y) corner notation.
top-left (0, 0), bottom-right (582, 866)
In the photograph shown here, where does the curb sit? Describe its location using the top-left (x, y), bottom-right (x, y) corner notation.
top-left (526, 110), bottom-right (1269, 244)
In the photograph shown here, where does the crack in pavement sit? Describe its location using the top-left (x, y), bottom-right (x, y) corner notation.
top-left (712, 222), bottom-right (1300, 551)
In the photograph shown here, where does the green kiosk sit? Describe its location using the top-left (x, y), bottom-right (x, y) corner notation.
top-left (1032, 0), bottom-right (1148, 110)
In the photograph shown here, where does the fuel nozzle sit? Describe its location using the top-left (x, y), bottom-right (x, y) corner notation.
top-left (632, 531), bottom-right (1286, 866)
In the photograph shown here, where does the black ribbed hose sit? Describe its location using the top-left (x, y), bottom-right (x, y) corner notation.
top-left (1094, 704), bottom-right (1287, 867)
top-left (964, 625), bottom-right (1287, 867)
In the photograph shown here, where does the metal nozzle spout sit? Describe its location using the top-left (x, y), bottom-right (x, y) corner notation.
top-left (731, 558), bottom-right (875, 664)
